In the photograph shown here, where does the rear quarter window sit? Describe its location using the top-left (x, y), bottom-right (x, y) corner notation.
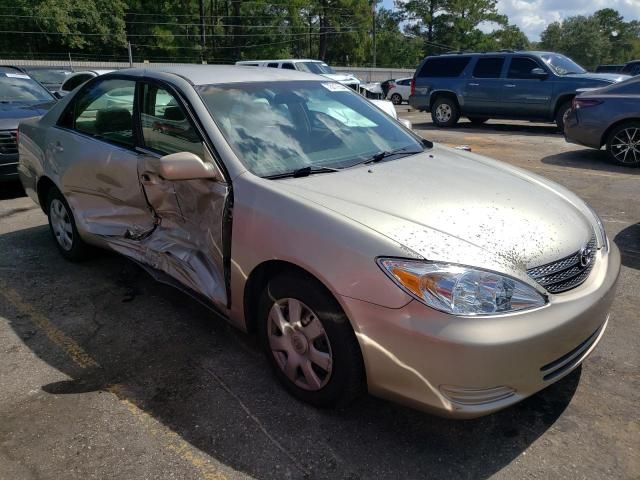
top-left (417, 57), bottom-right (471, 78)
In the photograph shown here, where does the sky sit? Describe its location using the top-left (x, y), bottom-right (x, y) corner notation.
top-left (381, 0), bottom-right (640, 41)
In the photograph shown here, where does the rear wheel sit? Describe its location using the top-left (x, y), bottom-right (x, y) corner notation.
top-left (431, 96), bottom-right (460, 127)
top-left (258, 272), bottom-right (365, 408)
top-left (555, 100), bottom-right (572, 131)
top-left (46, 187), bottom-right (92, 261)
top-left (468, 116), bottom-right (489, 125)
top-left (390, 93), bottom-right (403, 105)
top-left (606, 121), bottom-right (640, 167)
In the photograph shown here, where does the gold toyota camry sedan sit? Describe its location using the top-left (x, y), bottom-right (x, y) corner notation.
top-left (18, 66), bottom-right (620, 418)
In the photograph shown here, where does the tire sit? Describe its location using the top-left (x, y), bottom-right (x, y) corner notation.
top-left (468, 116), bottom-right (489, 125)
top-left (605, 121), bottom-right (640, 167)
top-left (257, 272), bottom-right (365, 408)
top-left (390, 93), bottom-right (403, 105)
top-left (46, 187), bottom-right (92, 261)
top-left (555, 100), bottom-right (572, 131)
top-left (431, 96), bottom-right (460, 127)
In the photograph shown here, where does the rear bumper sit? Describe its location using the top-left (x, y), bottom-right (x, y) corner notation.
top-left (563, 109), bottom-right (605, 149)
top-left (342, 244), bottom-right (620, 418)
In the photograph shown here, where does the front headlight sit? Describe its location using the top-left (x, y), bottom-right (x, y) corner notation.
top-left (586, 203), bottom-right (609, 251)
top-left (377, 259), bottom-right (546, 316)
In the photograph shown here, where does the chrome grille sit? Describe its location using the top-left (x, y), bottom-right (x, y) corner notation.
top-left (0, 130), bottom-right (17, 155)
top-left (527, 235), bottom-right (597, 293)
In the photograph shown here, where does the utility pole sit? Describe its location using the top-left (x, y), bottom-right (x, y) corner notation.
top-left (372, 3), bottom-right (376, 68)
top-left (200, 0), bottom-right (206, 63)
top-left (127, 41), bottom-right (133, 67)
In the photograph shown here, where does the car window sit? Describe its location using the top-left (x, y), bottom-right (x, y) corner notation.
top-left (62, 74), bottom-right (93, 92)
top-left (473, 57), bottom-right (505, 78)
top-left (281, 63), bottom-right (296, 70)
top-left (197, 81), bottom-right (423, 177)
top-left (397, 79), bottom-right (411, 86)
top-left (417, 57), bottom-right (471, 78)
top-left (507, 57), bottom-right (542, 79)
top-left (267, 63), bottom-right (279, 68)
top-left (140, 83), bottom-right (204, 157)
top-left (622, 63), bottom-right (640, 76)
top-left (67, 78), bottom-right (135, 147)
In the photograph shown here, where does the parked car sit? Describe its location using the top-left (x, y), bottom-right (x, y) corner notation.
top-left (59, 69), bottom-right (113, 95)
top-left (595, 64), bottom-right (624, 74)
top-left (236, 59), bottom-right (360, 90)
top-left (409, 51), bottom-right (630, 129)
top-left (386, 77), bottom-right (411, 105)
top-left (19, 66), bottom-right (619, 418)
top-left (564, 76), bottom-right (640, 166)
top-left (621, 60), bottom-right (640, 76)
top-left (0, 66), bottom-right (56, 182)
top-left (24, 67), bottom-right (73, 92)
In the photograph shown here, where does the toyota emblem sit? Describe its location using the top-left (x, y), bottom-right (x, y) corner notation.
top-left (579, 246), bottom-right (592, 268)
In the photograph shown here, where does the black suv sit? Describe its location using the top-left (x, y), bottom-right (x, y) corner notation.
top-left (409, 51), bottom-right (629, 129)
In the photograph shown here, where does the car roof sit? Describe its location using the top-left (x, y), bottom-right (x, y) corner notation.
top-left (113, 65), bottom-right (322, 85)
top-left (433, 50), bottom-right (554, 58)
top-left (237, 59), bottom-right (324, 64)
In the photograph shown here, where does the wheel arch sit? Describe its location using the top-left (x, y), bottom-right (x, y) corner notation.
top-left (600, 118), bottom-right (640, 147)
top-left (36, 176), bottom-right (57, 214)
top-left (428, 90), bottom-right (461, 110)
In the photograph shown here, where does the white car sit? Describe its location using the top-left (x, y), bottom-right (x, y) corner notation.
top-left (386, 77), bottom-right (412, 105)
top-left (59, 70), bottom-right (114, 96)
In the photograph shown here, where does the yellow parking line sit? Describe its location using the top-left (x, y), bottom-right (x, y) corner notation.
top-left (0, 280), bottom-right (228, 480)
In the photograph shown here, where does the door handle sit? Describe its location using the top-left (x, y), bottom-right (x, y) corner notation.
top-left (504, 84), bottom-right (516, 88)
top-left (54, 141), bottom-right (64, 152)
top-left (468, 83), bottom-right (480, 86)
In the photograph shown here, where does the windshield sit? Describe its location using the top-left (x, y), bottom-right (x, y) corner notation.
top-left (0, 72), bottom-right (54, 102)
top-left (197, 81), bottom-right (423, 177)
top-left (540, 54), bottom-right (586, 75)
top-left (296, 62), bottom-right (336, 75)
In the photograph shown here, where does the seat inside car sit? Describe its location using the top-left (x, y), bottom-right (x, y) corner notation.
top-left (94, 108), bottom-right (133, 143)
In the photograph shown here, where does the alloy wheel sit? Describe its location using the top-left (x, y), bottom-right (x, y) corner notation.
top-left (435, 104), bottom-right (452, 123)
top-left (611, 127), bottom-right (640, 164)
top-left (50, 198), bottom-right (73, 251)
top-left (267, 298), bottom-right (333, 391)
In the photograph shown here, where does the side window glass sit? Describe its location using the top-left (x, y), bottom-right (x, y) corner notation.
top-left (281, 63), bottom-right (296, 70)
top-left (267, 63), bottom-right (279, 68)
top-left (508, 58), bottom-right (542, 79)
top-left (71, 78), bottom-right (135, 147)
top-left (473, 57), bottom-right (505, 78)
top-left (140, 83), bottom-right (204, 157)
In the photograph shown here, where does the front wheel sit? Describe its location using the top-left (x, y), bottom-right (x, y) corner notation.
top-left (555, 100), bottom-right (572, 131)
top-left (431, 97), bottom-right (460, 127)
top-left (606, 121), bottom-right (640, 167)
top-left (46, 188), bottom-right (92, 261)
top-left (258, 273), bottom-right (365, 408)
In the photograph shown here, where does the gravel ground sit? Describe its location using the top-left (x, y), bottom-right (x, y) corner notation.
top-left (0, 108), bottom-right (638, 480)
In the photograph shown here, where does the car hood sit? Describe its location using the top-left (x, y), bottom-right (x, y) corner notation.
top-left (0, 101), bottom-right (53, 130)
top-left (564, 72), bottom-right (630, 83)
top-left (277, 145), bottom-right (595, 280)
top-left (321, 73), bottom-right (360, 84)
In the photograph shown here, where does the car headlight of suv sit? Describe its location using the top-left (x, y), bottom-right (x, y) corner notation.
top-left (377, 259), bottom-right (546, 316)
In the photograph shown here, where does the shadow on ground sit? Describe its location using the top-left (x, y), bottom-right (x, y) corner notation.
top-left (0, 181), bottom-right (26, 200)
top-left (615, 223), bottom-right (640, 270)
top-left (542, 149), bottom-right (640, 174)
top-left (0, 226), bottom-right (581, 479)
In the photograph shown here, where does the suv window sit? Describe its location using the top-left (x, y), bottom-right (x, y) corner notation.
top-left (267, 63), bottom-right (279, 68)
top-left (622, 62), bottom-right (640, 76)
top-left (417, 57), bottom-right (471, 78)
top-left (473, 57), bottom-right (505, 78)
top-left (66, 78), bottom-right (135, 147)
top-left (508, 57), bottom-right (542, 79)
top-left (140, 83), bottom-right (203, 157)
top-left (281, 63), bottom-right (296, 70)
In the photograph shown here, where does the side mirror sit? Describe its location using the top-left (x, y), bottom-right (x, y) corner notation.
top-left (531, 68), bottom-right (548, 79)
top-left (399, 118), bottom-right (413, 130)
top-left (153, 152), bottom-right (219, 181)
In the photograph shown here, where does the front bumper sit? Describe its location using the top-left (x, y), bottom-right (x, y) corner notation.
top-left (342, 244), bottom-right (620, 418)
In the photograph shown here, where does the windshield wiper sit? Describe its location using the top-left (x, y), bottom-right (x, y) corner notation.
top-left (264, 166), bottom-right (339, 180)
top-left (347, 145), bottom-right (423, 168)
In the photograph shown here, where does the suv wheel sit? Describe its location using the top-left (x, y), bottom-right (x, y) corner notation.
top-left (555, 100), bottom-right (572, 131)
top-left (606, 121), bottom-right (640, 167)
top-left (431, 97), bottom-right (460, 127)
